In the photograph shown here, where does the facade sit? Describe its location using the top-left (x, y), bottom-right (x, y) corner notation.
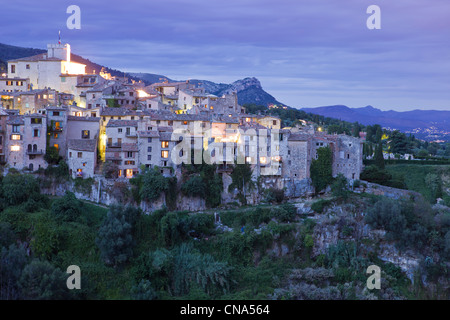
top-left (7, 43), bottom-right (86, 92)
top-left (67, 139), bottom-right (97, 178)
top-left (6, 113), bottom-right (47, 171)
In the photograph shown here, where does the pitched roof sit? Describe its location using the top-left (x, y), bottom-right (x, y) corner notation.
top-left (121, 143), bottom-right (139, 152)
top-left (68, 139), bottom-right (97, 152)
top-left (288, 133), bottom-right (311, 141)
top-left (138, 130), bottom-right (160, 138)
top-left (68, 115), bottom-right (100, 122)
top-left (7, 115), bottom-right (24, 125)
top-left (106, 119), bottom-right (139, 127)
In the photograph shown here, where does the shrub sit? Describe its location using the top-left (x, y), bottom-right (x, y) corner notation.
top-left (311, 199), bottom-right (332, 214)
top-left (331, 174), bottom-right (349, 200)
top-left (181, 175), bottom-right (205, 197)
top-left (50, 191), bottom-right (83, 222)
top-left (265, 188), bottom-right (285, 203)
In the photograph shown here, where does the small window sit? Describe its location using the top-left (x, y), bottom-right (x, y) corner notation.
top-left (77, 152), bottom-right (82, 158)
top-left (26, 64), bottom-right (30, 69)
top-left (148, 137), bottom-right (152, 143)
top-left (118, 128), bottom-right (123, 133)
top-left (82, 130), bottom-right (90, 139)
top-left (161, 141), bottom-right (169, 148)
top-left (161, 150), bottom-right (169, 158)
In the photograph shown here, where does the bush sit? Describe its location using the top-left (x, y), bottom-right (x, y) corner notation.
top-left (274, 203), bottom-right (297, 222)
top-left (1, 173), bottom-right (41, 207)
top-left (331, 174), bottom-right (349, 200)
top-left (265, 188), bottom-right (285, 203)
top-left (96, 210), bottom-right (134, 266)
top-left (50, 191), bottom-right (83, 222)
top-left (181, 175), bottom-right (205, 198)
top-left (311, 199), bottom-right (332, 214)
top-left (310, 146), bottom-right (333, 193)
top-left (136, 167), bottom-right (168, 203)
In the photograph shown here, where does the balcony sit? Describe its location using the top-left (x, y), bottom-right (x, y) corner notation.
top-left (125, 132), bottom-right (137, 137)
top-left (50, 126), bottom-right (63, 132)
top-left (107, 142), bottom-right (122, 148)
top-left (26, 148), bottom-right (44, 155)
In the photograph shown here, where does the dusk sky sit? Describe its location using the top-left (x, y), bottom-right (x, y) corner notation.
top-left (2, 0), bottom-right (450, 111)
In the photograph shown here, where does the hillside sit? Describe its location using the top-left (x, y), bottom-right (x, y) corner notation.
top-left (302, 105), bottom-right (450, 141)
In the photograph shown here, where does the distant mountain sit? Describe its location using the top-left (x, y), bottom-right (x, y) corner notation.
top-left (302, 105), bottom-right (450, 141)
top-left (130, 74), bottom-right (284, 107)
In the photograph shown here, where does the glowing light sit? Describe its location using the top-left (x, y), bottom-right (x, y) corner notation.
top-left (271, 156), bottom-right (281, 162)
top-left (137, 90), bottom-right (150, 98)
top-left (11, 145), bottom-right (20, 151)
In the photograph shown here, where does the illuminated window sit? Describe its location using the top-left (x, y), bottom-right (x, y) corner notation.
top-left (54, 144), bottom-right (59, 150)
top-left (260, 157), bottom-right (267, 164)
top-left (11, 134), bottom-right (21, 140)
top-left (11, 145), bottom-right (20, 151)
top-left (161, 150), bottom-right (169, 158)
top-left (245, 156), bottom-right (252, 163)
top-left (126, 169), bottom-right (133, 178)
top-left (82, 130), bottom-right (90, 139)
top-left (161, 141), bottom-right (169, 148)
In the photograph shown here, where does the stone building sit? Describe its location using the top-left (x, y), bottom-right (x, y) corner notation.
top-left (6, 113), bottom-right (47, 171)
top-left (67, 139), bottom-right (97, 178)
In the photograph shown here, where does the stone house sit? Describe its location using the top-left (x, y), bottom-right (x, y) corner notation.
top-left (67, 139), bottom-right (97, 179)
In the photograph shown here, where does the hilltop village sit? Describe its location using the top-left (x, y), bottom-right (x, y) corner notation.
top-left (0, 41), bottom-right (364, 201)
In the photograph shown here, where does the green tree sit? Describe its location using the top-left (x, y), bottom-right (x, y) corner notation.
top-left (96, 211), bottom-right (134, 266)
top-left (310, 146), bottom-right (333, 194)
top-left (389, 130), bottom-right (409, 155)
top-left (2, 173), bottom-right (40, 206)
top-left (331, 174), bottom-right (349, 200)
top-left (374, 142), bottom-right (385, 170)
top-left (228, 163), bottom-right (253, 192)
top-left (0, 222), bottom-right (16, 248)
top-left (181, 175), bottom-right (205, 197)
top-left (139, 167), bottom-right (169, 202)
top-left (0, 244), bottom-right (28, 300)
top-left (19, 259), bottom-right (72, 300)
top-left (44, 146), bottom-right (62, 165)
top-left (131, 279), bottom-right (158, 300)
top-left (50, 191), bottom-right (83, 222)
top-left (375, 125), bottom-right (383, 143)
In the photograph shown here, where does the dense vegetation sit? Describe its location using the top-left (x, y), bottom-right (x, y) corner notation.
top-left (1, 170), bottom-right (448, 299)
